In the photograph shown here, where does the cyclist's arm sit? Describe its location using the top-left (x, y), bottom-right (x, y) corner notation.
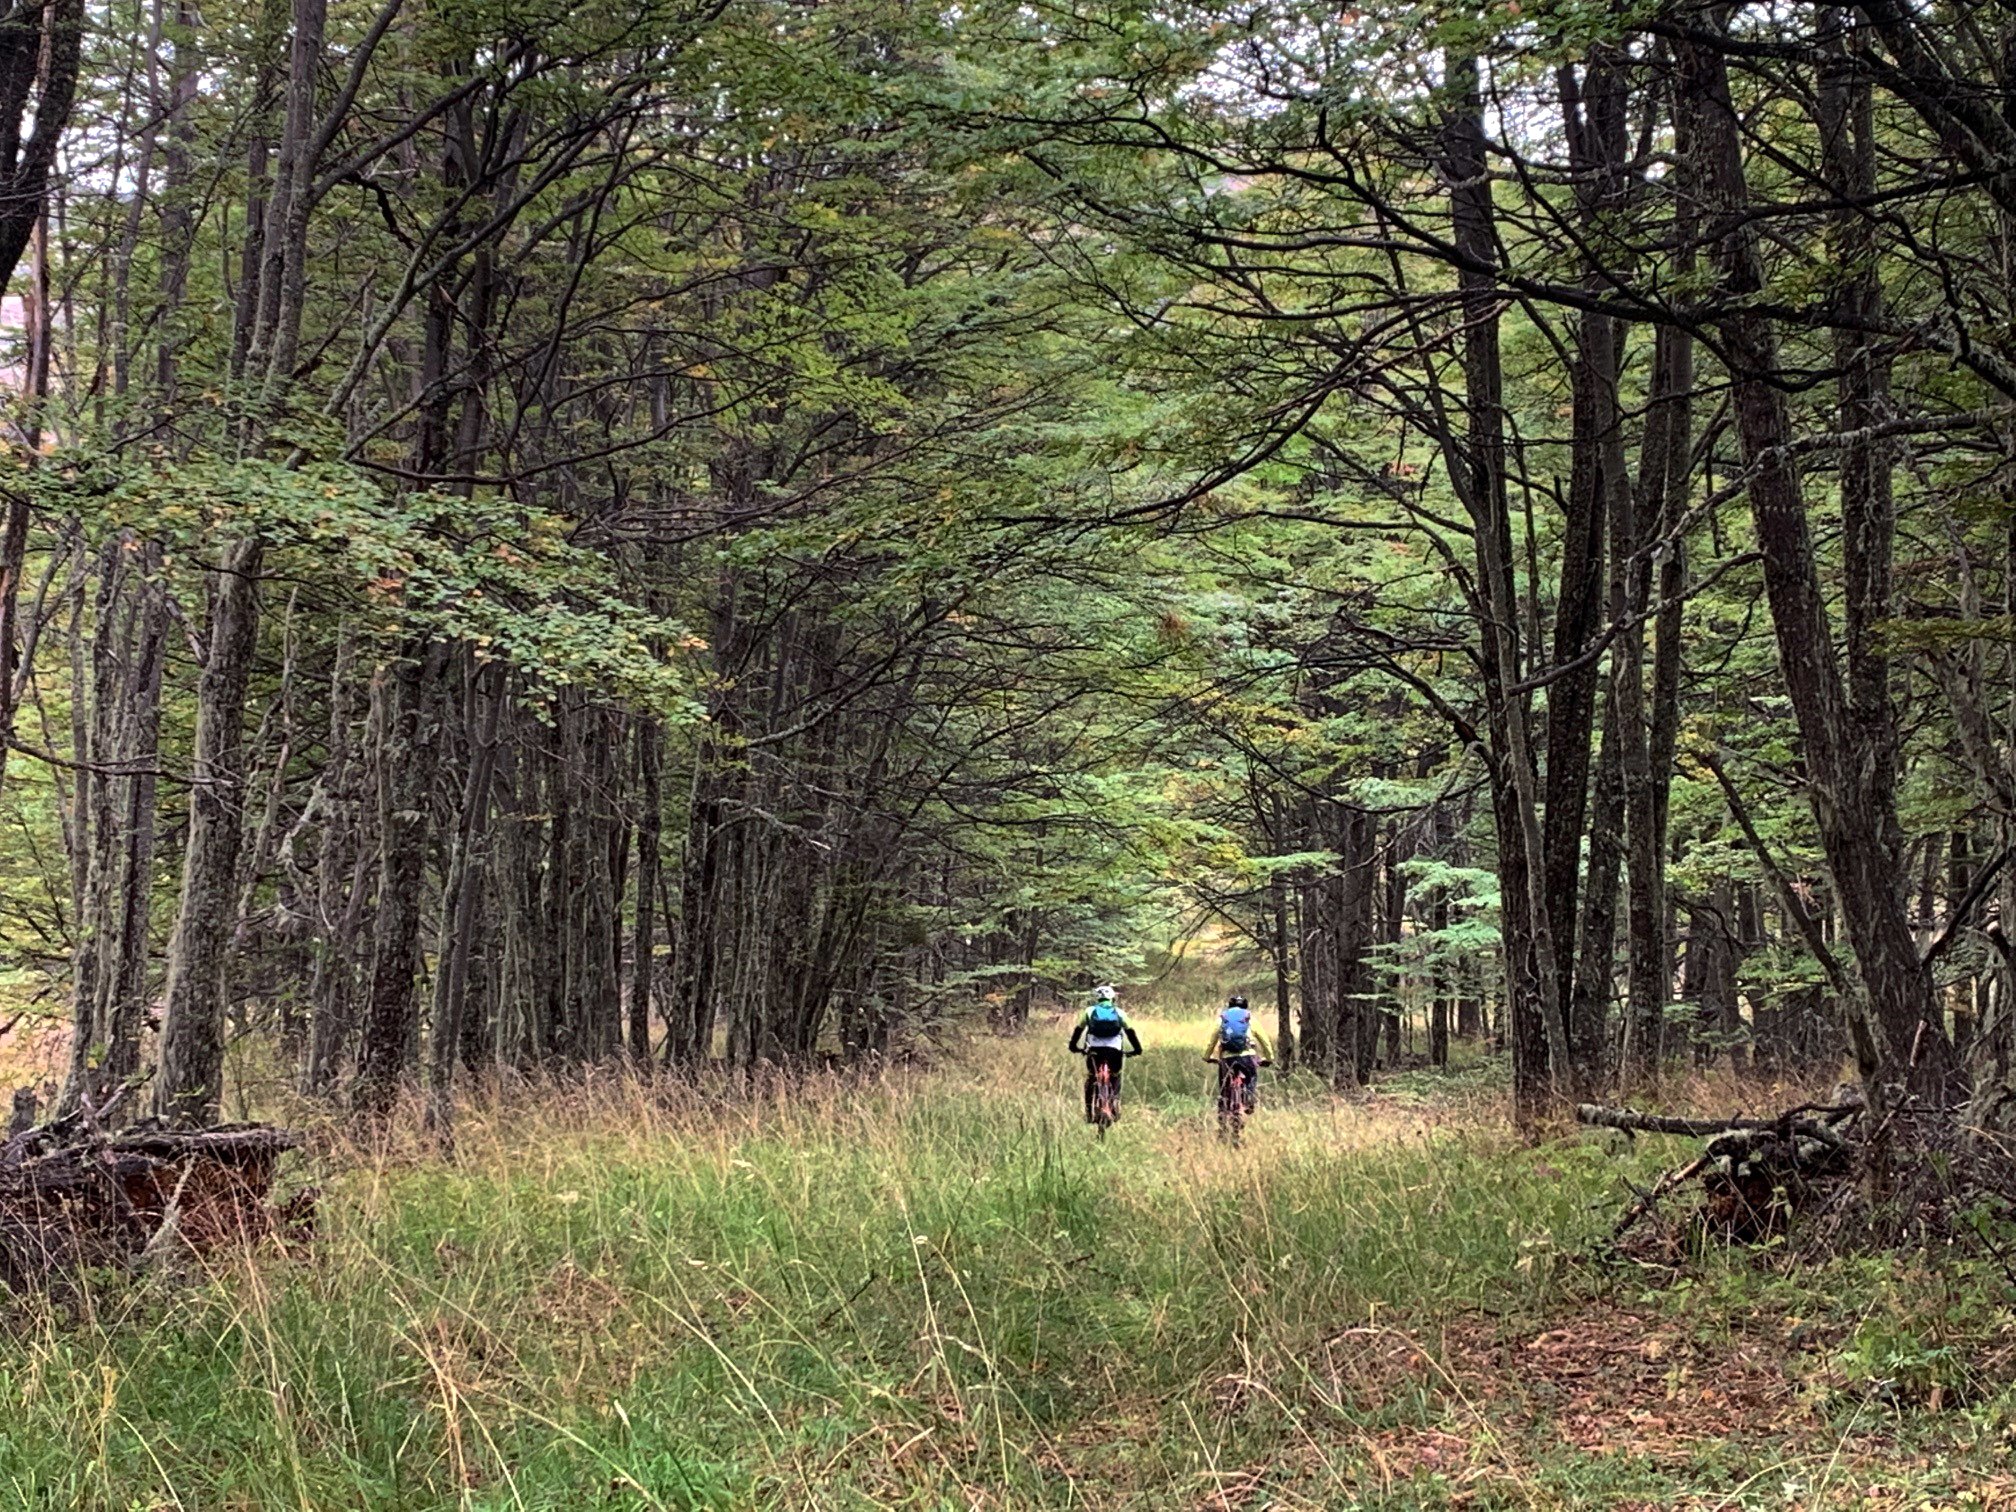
top-left (1202, 1028), bottom-right (1222, 1061)
top-left (1122, 1024), bottom-right (1143, 1055)
top-left (1068, 1009), bottom-right (1089, 1054)
top-left (1249, 1030), bottom-right (1275, 1062)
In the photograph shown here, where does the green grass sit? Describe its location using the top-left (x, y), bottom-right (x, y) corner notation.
top-left (2, 1015), bottom-right (2011, 1509)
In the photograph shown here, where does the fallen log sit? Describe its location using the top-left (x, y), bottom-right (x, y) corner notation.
top-left (1576, 1102), bottom-right (1858, 1144)
top-left (0, 1114), bottom-right (308, 1292)
top-left (1578, 1098), bottom-right (1864, 1246)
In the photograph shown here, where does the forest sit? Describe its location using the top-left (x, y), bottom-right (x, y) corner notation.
top-left (0, 0), bottom-right (2014, 1505)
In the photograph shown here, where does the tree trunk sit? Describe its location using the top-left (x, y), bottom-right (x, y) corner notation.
top-left (0, 0), bottom-right (77, 795)
top-left (303, 623), bottom-right (369, 1094)
top-left (353, 641), bottom-right (446, 1115)
top-left (630, 715), bottom-right (662, 1063)
top-left (154, 536), bottom-right (264, 1126)
top-left (1272, 858), bottom-right (1296, 1073)
top-left (1443, 48), bottom-right (1573, 1119)
top-left (425, 659), bottom-right (502, 1139)
top-left (1571, 692), bottom-right (1624, 1086)
top-left (1676, 17), bottom-right (1962, 1112)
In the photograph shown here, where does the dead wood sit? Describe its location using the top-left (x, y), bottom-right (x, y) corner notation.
top-left (1612, 1155), bottom-right (1709, 1239)
top-left (1579, 1097), bottom-right (1865, 1247)
top-left (1576, 1102), bottom-right (1857, 1143)
top-left (0, 1113), bottom-right (308, 1293)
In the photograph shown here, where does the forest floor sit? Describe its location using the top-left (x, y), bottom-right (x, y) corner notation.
top-left (2, 1011), bottom-right (2014, 1510)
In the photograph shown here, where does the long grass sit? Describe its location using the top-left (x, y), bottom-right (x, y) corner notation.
top-left (0, 1017), bottom-right (2005, 1509)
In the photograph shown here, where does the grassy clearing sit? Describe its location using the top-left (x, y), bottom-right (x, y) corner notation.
top-left (2, 1014), bottom-right (2012, 1509)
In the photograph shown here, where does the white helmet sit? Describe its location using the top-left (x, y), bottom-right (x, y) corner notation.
top-left (1095, 985), bottom-right (1115, 1003)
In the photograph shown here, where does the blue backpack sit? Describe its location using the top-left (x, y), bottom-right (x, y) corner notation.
top-left (1219, 1006), bottom-right (1252, 1053)
top-left (1087, 1002), bottom-right (1124, 1037)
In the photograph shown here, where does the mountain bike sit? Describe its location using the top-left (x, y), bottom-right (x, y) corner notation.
top-left (1212, 1056), bottom-right (1270, 1146)
top-left (1088, 1057), bottom-right (1120, 1138)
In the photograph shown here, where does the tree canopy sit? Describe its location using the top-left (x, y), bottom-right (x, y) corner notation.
top-left (0, 0), bottom-right (2008, 1155)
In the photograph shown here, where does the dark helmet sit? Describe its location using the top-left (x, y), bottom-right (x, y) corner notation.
top-left (1227, 994), bottom-right (1248, 1009)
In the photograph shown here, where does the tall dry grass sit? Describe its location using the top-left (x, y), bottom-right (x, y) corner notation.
top-left (0, 1017), bottom-right (1885, 1509)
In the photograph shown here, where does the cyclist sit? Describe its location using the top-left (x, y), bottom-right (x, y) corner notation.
top-left (1068, 985), bottom-right (1142, 1122)
top-left (1203, 993), bottom-right (1272, 1116)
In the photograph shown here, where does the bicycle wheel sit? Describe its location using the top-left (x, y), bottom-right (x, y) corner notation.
top-left (1092, 1066), bottom-right (1117, 1137)
top-left (1216, 1070), bottom-right (1244, 1145)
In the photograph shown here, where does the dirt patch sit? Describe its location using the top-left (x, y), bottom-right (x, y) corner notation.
top-left (1435, 1303), bottom-right (1818, 1461)
top-left (1318, 1323), bottom-right (1448, 1411)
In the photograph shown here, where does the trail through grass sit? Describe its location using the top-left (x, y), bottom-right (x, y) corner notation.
top-left (2, 1015), bottom-right (2012, 1509)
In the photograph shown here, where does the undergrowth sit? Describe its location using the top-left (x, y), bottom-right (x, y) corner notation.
top-left (1, 1016), bottom-right (2011, 1509)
